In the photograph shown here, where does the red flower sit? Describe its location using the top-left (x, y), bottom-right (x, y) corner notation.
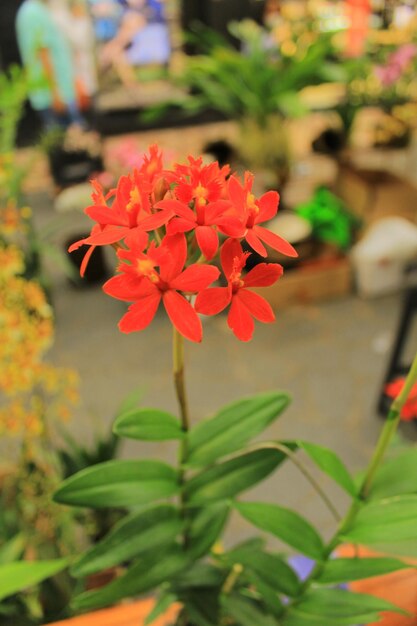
top-left (156, 157), bottom-right (236, 260)
top-left (224, 172), bottom-right (298, 259)
top-left (195, 239), bottom-right (283, 341)
top-left (103, 233), bottom-right (220, 342)
top-left (68, 151), bottom-right (172, 274)
top-left (385, 378), bottom-right (417, 420)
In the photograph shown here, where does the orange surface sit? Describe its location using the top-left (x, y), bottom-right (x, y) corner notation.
top-left (46, 598), bottom-right (179, 626)
top-left (338, 545), bottom-right (417, 626)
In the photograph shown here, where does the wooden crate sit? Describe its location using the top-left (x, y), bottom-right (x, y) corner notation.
top-left (255, 256), bottom-right (352, 309)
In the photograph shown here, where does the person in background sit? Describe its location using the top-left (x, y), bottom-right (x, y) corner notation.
top-left (100, 0), bottom-right (170, 87)
top-left (16, 0), bottom-right (85, 129)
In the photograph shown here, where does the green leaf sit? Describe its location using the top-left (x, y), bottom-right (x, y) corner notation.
top-left (185, 449), bottom-right (288, 505)
top-left (297, 441), bottom-right (357, 497)
top-left (343, 495), bottom-right (417, 548)
top-left (0, 560), bottom-right (67, 601)
top-left (187, 392), bottom-right (290, 467)
top-left (187, 503), bottom-right (230, 559)
top-left (180, 589), bottom-right (220, 626)
top-left (284, 588), bottom-right (406, 626)
top-left (113, 408), bottom-right (183, 441)
top-left (144, 592), bottom-right (178, 626)
top-left (54, 459), bottom-right (179, 508)
top-left (317, 556), bottom-right (412, 584)
top-left (370, 447), bottom-right (417, 500)
top-left (72, 547), bottom-right (188, 612)
top-left (115, 387), bottom-right (143, 417)
top-left (235, 501), bottom-right (324, 560)
top-left (0, 534), bottom-right (25, 565)
top-left (222, 593), bottom-right (277, 626)
top-left (174, 562), bottom-right (225, 590)
top-left (72, 504), bottom-right (182, 577)
top-left (222, 547), bottom-right (300, 597)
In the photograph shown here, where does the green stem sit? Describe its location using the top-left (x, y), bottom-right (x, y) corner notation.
top-left (280, 350), bottom-right (417, 619)
top-left (250, 442), bottom-right (341, 522)
top-left (173, 328), bottom-right (191, 549)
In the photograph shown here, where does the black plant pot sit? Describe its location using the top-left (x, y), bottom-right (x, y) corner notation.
top-left (48, 148), bottom-right (103, 188)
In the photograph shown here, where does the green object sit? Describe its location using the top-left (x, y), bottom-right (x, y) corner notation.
top-left (53, 459), bottom-right (179, 508)
top-left (0, 560), bottom-right (67, 602)
top-left (187, 391), bottom-right (291, 468)
top-left (113, 407), bottom-right (184, 441)
top-left (295, 187), bottom-right (360, 250)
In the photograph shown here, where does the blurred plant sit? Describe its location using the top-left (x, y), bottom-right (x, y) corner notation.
top-left (145, 20), bottom-right (343, 185)
top-left (294, 186), bottom-right (361, 250)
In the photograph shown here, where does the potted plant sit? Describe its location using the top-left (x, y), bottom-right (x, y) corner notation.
top-left (144, 20), bottom-right (343, 191)
top-left (50, 145), bottom-right (417, 626)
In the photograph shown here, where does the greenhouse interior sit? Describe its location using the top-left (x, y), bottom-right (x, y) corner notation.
top-left (1, 1), bottom-right (417, 625)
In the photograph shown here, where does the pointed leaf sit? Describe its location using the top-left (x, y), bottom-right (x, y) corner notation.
top-left (317, 556), bottom-right (412, 584)
top-left (187, 503), bottom-right (230, 559)
top-left (297, 441), bottom-right (357, 497)
top-left (284, 588), bottom-right (406, 625)
top-left (72, 547), bottom-right (188, 612)
top-left (185, 449), bottom-right (288, 505)
top-left (72, 504), bottom-right (182, 577)
top-left (222, 594), bottom-right (277, 626)
top-left (343, 495), bottom-right (417, 548)
top-left (222, 547), bottom-right (300, 597)
top-left (235, 501), bottom-right (324, 560)
top-left (370, 447), bottom-right (417, 500)
top-left (115, 387), bottom-right (143, 417)
top-left (0, 560), bottom-right (67, 601)
top-left (145, 592), bottom-right (178, 626)
top-left (0, 534), bottom-right (25, 565)
top-left (54, 459), bottom-right (179, 508)
top-left (113, 408), bottom-right (183, 441)
top-left (187, 392), bottom-right (291, 467)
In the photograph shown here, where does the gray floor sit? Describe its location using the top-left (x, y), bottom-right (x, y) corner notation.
top-left (28, 189), bottom-right (416, 549)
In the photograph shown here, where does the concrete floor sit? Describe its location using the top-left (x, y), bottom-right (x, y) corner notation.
top-left (36, 201), bottom-right (415, 546)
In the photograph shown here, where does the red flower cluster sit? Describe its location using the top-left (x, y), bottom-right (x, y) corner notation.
top-left (71, 145), bottom-right (297, 342)
top-left (385, 378), bottom-right (417, 421)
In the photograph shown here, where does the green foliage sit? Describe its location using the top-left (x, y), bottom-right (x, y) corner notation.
top-left (317, 556), bottom-right (412, 584)
top-left (54, 459), bottom-right (179, 508)
top-left (235, 501), bottom-right (324, 560)
top-left (0, 66), bottom-right (28, 155)
top-left (185, 448), bottom-right (288, 504)
top-left (71, 504), bottom-right (183, 577)
top-left (369, 446), bottom-right (417, 499)
top-left (0, 560), bottom-right (68, 602)
top-left (114, 407), bottom-right (184, 441)
top-left (297, 441), bottom-right (357, 497)
top-left (72, 546), bottom-right (188, 612)
top-left (283, 588), bottom-right (406, 625)
top-left (187, 392), bottom-right (290, 467)
top-left (186, 503), bottom-right (230, 559)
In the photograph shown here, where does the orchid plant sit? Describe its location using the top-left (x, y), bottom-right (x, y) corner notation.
top-left (54, 145), bottom-right (417, 626)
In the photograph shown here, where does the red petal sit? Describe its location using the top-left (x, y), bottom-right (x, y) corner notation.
top-left (254, 225), bottom-right (298, 257)
top-left (163, 290), bottom-right (202, 343)
top-left (103, 274), bottom-right (153, 301)
top-left (155, 199), bottom-right (196, 222)
top-left (227, 295), bottom-right (254, 342)
top-left (245, 229), bottom-right (267, 257)
top-left (139, 209), bottom-right (173, 231)
top-left (170, 264), bottom-right (220, 292)
top-left (80, 245), bottom-right (96, 278)
top-left (159, 233), bottom-right (187, 283)
top-left (68, 237), bottom-right (88, 253)
top-left (205, 200), bottom-right (233, 224)
top-left (124, 229), bottom-right (149, 250)
top-left (85, 205), bottom-right (127, 226)
top-left (84, 226), bottom-right (128, 246)
top-left (244, 262), bottom-right (283, 287)
top-left (256, 191), bottom-right (280, 222)
top-left (237, 289), bottom-right (275, 323)
top-left (195, 287), bottom-right (231, 315)
top-left (228, 175), bottom-right (246, 208)
top-left (195, 225), bottom-right (219, 261)
top-left (118, 291), bottom-right (161, 333)
top-left (220, 238), bottom-right (244, 277)
top-left (166, 217), bottom-right (195, 235)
